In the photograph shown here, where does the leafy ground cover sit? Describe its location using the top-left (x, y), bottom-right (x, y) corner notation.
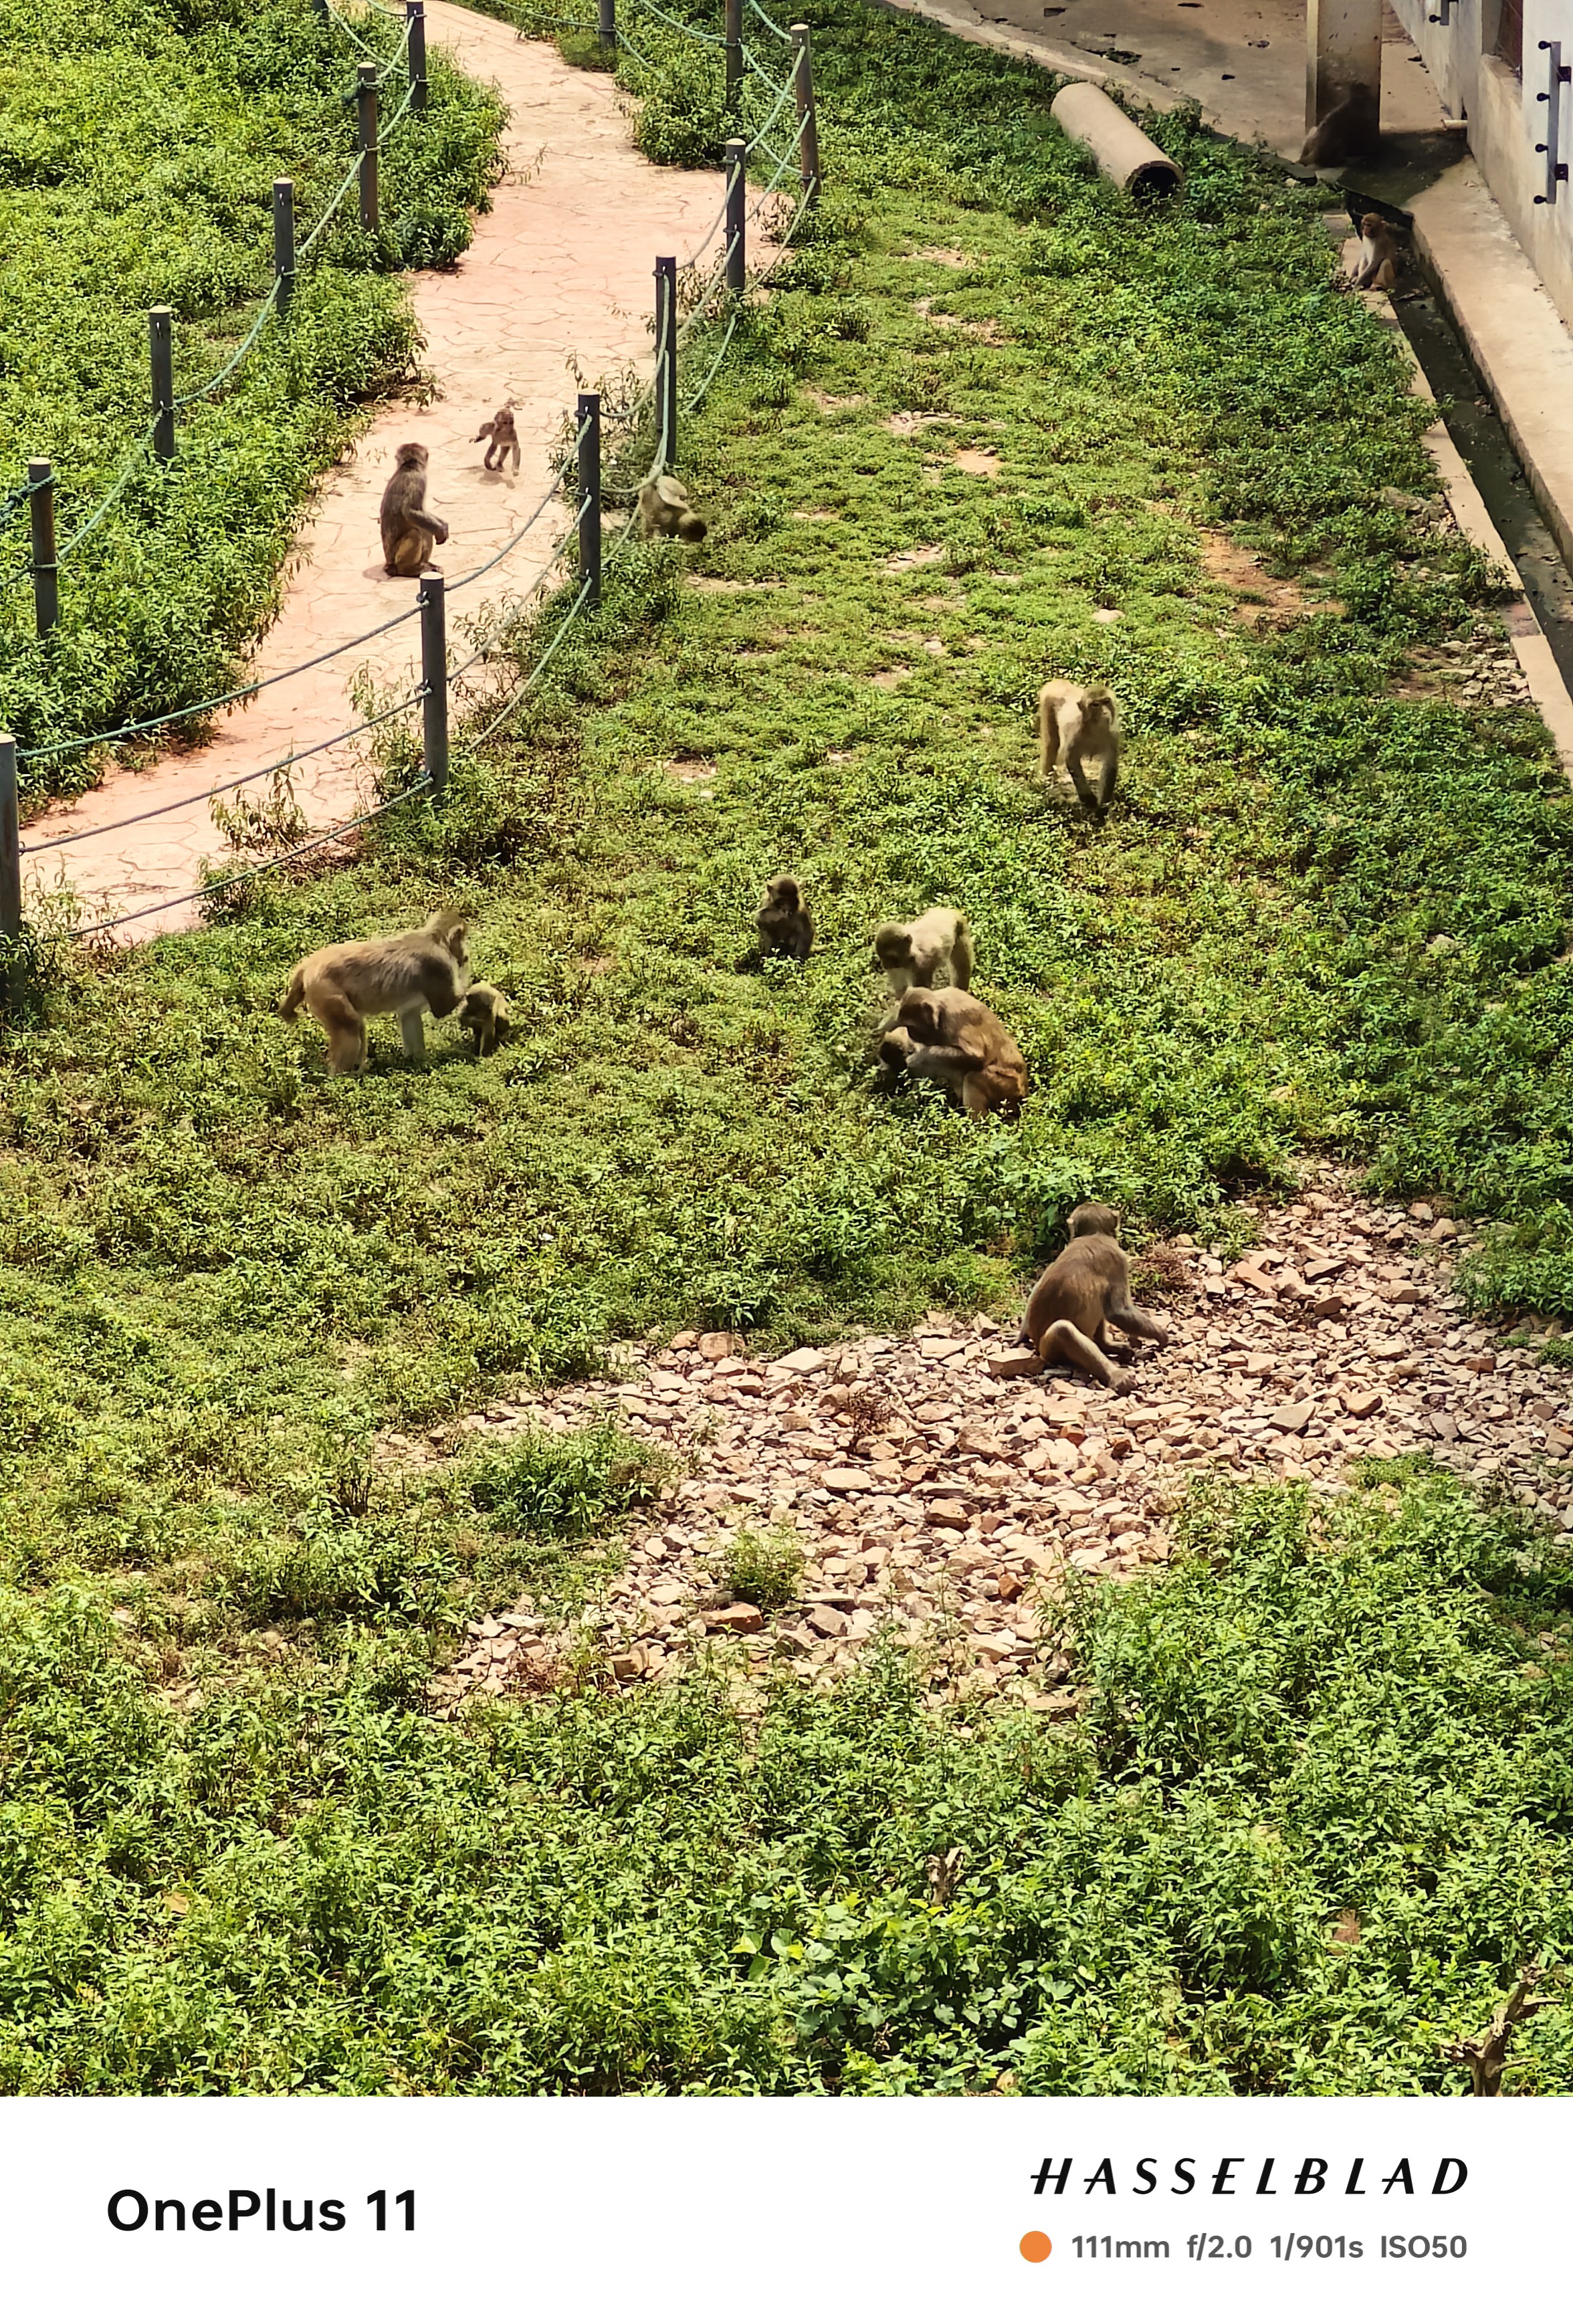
top-left (2, 0), bottom-right (1572, 2091)
top-left (0, 0), bottom-right (504, 787)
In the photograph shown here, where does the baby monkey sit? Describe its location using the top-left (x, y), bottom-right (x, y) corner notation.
top-left (457, 982), bottom-right (512, 1056)
top-left (476, 405), bottom-right (522, 473)
top-left (1019, 1202), bottom-right (1170, 1391)
top-left (1038, 680), bottom-right (1121, 820)
top-left (280, 908), bottom-right (470, 1074)
top-left (638, 475), bottom-right (708, 544)
top-left (757, 875), bottom-right (814, 961)
top-left (1350, 214), bottom-right (1402, 293)
top-left (874, 907), bottom-right (973, 999)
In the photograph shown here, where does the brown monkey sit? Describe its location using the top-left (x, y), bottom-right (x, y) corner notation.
top-left (475, 405), bottom-right (522, 474)
top-left (1351, 214), bottom-right (1402, 293)
top-left (1037, 680), bottom-right (1121, 818)
top-left (379, 444), bottom-right (449, 578)
top-left (638, 475), bottom-right (708, 544)
top-left (280, 909), bottom-right (470, 1074)
top-left (457, 982), bottom-right (512, 1055)
top-left (873, 908), bottom-right (974, 1000)
top-left (878, 987), bottom-right (1028, 1121)
top-left (757, 875), bottom-right (814, 961)
top-left (1299, 81), bottom-right (1378, 166)
top-left (1019, 1201), bottom-right (1170, 1391)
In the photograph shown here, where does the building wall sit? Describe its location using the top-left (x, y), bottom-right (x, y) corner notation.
top-left (1390, 0), bottom-right (1573, 328)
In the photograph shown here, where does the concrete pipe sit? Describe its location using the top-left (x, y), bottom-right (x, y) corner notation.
top-left (1049, 82), bottom-right (1184, 198)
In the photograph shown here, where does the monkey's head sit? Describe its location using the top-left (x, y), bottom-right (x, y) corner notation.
top-left (422, 909), bottom-right (469, 967)
top-left (873, 923), bottom-right (913, 973)
top-left (393, 442), bottom-right (429, 472)
top-left (1359, 213), bottom-right (1386, 238)
top-left (1067, 1201), bottom-right (1120, 1242)
top-left (765, 876), bottom-right (801, 910)
top-left (676, 513), bottom-right (708, 544)
top-left (894, 988), bottom-right (942, 1043)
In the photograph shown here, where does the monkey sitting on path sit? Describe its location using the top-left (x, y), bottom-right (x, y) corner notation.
top-left (757, 875), bottom-right (814, 961)
top-left (874, 908), bottom-right (973, 1000)
top-left (1350, 214), bottom-right (1402, 293)
top-left (280, 909), bottom-right (470, 1074)
top-left (379, 443), bottom-right (449, 578)
top-left (457, 982), bottom-right (512, 1056)
top-left (1038, 680), bottom-right (1121, 820)
top-left (879, 987), bottom-right (1028, 1121)
top-left (476, 405), bottom-right (522, 474)
top-left (638, 475), bottom-right (708, 544)
top-left (1019, 1201), bottom-right (1170, 1391)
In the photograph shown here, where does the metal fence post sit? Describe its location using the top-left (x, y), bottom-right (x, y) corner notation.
top-left (597, 0), bottom-right (615, 45)
top-left (419, 574), bottom-right (448, 799)
top-left (0, 736), bottom-right (21, 993)
top-left (578, 392), bottom-right (602, 608)
top-left (273, 179), bottom-right (296, 319)
top-left (149, 308), bottom-right (175, 464)
top-left (356, 61), bottom-right (380, 233)
top-left (791, 23), bottom-right (821, 207)
top-left (27, 460), bottom-right (58, 640)
top-left (725, 0), bottom-right (743, 114)
top-left (725, 138), bottom-right (746, 294)
top-left (407, 1), bottom-right (428, 114)
top-left (655, 256), bottom-right (677, 472)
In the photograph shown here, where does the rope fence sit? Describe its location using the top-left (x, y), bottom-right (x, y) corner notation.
top-left (0, 5), bottom-right (824, 953)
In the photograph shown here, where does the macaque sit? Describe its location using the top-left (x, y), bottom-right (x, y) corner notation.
top-left (1351, 213), bottom-right (1401, 293)
top-left (878, 987), bottom-right (1028, 1121)
top-left (638, 474), bottom-right (708, 544)
top-left (476, 405), bottom-right (522, 473)
top-left (1300, 81), bottom-right (1378, 166)
top-left (1037, 680), bottom-right (1121, 819)
top-left (1019, 1201), bottom-right (1170, 1391)
top-left (379, 443), bottom-right (449, 578)
top-left (457, 982), bottom-right (512, 1056)
top-left (757, 875), bottom-right (814, 961)
top-left (873, 908), bottom-right (974, 1000)
top-left (280, 909), bottom-right (470, 1074)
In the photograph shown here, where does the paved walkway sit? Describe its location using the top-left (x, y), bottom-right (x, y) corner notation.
top-left (21, 5), bottom-right (728, 941)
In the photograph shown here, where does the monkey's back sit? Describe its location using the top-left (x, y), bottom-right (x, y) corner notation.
top-left (296, 930), bottom-right (463, 1016)
top-left (1023, 1231), bottom-right (1124, 1341)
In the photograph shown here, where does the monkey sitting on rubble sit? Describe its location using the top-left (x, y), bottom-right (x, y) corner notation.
top-left (280, 909), bottom-right (470, 1074)
top-left (476, 405), bottom-right (522, 474)
top-left (638, 475), bottom-right (708, 543)
top-left (379, 443), bottom-right (449, 578)
top-left (1019, 1201), bottom-right (1170, 1391)
top-left (878, 987), bottom-right (1028, 1121)
top-left (756, 875), bottom-right (814, 961)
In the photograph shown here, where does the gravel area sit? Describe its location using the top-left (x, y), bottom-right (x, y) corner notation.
top-left (423, 1167), bottom-right (1572, 1716)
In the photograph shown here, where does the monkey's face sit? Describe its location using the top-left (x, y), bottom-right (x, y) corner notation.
top-left (766, 879), bottom-right (799, 910)
top-left (873, 927), bottom-right (910, 973)
top-left (1068, 1201), bottom-right (1120, 1240)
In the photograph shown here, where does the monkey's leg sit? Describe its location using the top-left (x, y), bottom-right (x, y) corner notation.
top-left (509, 442), bottom-right (521, 475)
top-left (1093, 753), bottom-right (1118, 814)
top-left (1108, 1298), bottom-right (1169, 1347)
top-left (1037, 699), bottom-right (1059, 789)
top-left (484, 443), bottom-right (500, 471)
top-left (1062, 744), bottom-right (1103, 818)
top-left (390, 532), bottom-right (425, 578)
top-left (399, 1007), bottom-right (427, 1064)
top-left (1037, 1318), bottom-right (1130, 1390)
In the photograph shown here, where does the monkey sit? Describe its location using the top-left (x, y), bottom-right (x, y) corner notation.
top-left (475, 405), bottom-right (522, 474)
top-left (877, 987), bottom-right (1028, 1121)
top-left (756, 875), bottom-right (814, 961)
top-left (379, 443), bottom-right (449, 579)
top-left (457, 981), bottom-right (512, 1056)
top-left (873, 908), bottom-right (974, 1002)
top-left (1299, 81), bottom-right (1378, 167)
top-left (279, 909), bottom-right (470, 1074)
top-left (1018, 1201), bottom-right (1171, 1392)
top-left (637, 474), bottom-right (708, 544)
top-left (1350, 213), bottom-right (1402, 293)
top-left (1037, 679), bottom-right (1121, 819)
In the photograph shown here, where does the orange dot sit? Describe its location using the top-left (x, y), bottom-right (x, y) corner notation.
top-left (1020, 2232), bottom-right (1052, 2264)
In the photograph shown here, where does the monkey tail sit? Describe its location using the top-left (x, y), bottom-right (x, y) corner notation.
top-left (278, 968), bottom-right (306, 1023)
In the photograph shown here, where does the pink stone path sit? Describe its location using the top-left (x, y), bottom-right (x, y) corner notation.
top-left (21, 5), bottom-right (728, 941)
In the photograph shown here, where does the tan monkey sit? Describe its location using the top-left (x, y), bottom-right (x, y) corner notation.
top-left (1038, 680), bottom-right (1121, 818)
top-left (1019, 1201), bottom-right (1170, 1391)
top-left (878, 987), bottom-right (1028, 1121)
top-left (279, 909), bottom-right (470, 1074)
top-left (637, 475), bottom-right (708, 544)
top-left (379, 444), bottom-right (449, 578)
top-left (873, 908), bottom-right (974, 1000)
top-left (457, 982), bottom-right (512, 1056)
top-left (757, 875), bottom-right (814, 961)
top-left (1350, 214), bottom-right (1401, 293)
top-left (475, 405), bottom-right (522, 474)
top-left (1299, 82), bottom-right (1378, 166)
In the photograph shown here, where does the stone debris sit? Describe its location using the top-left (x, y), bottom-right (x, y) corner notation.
top-left (426, 1169), bottom-right (1571, 1717)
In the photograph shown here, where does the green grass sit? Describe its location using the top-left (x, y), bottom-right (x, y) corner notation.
top-left (2, 0), bottom-right (1573, 2092)
top-left (0, 0), bottom-right (505, 789)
